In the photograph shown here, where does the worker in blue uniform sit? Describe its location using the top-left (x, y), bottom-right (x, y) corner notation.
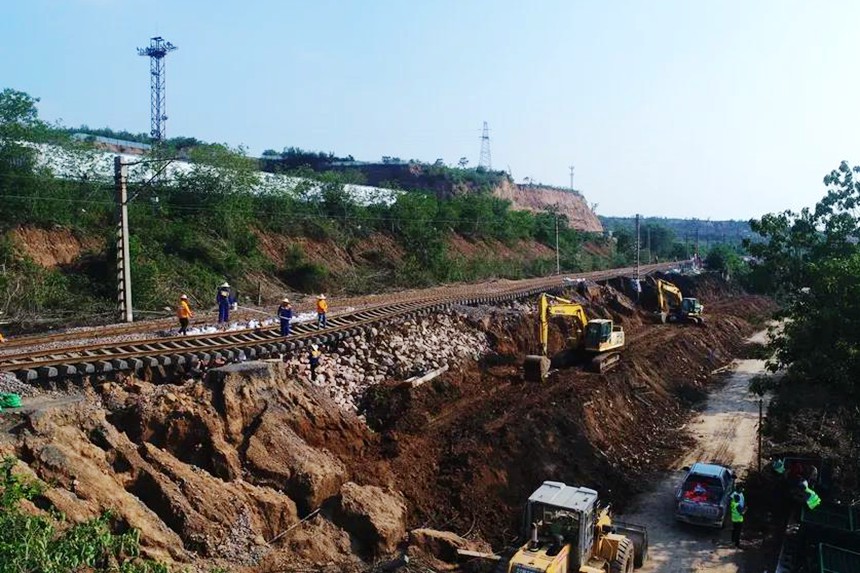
top-left (216, 282), bottom-right (234, 324)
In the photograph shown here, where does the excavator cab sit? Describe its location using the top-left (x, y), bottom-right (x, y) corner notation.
top-left (681, 297), bottom-right (703, 317)
top-left (505, 481), bottom-right (647, 573)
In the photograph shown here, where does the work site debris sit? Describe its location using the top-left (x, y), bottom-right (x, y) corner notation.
top-left (0, 372), bottom-right (37, 397)
top-left (283, 312), bottom-right (489, 412)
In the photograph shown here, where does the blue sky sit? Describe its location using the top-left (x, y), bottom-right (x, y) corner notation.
top-left (2, 0), bottom-right (858, 220)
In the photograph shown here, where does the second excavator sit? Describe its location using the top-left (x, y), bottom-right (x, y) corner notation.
top-left (653, 278), bottom-right (704, 325)
top-left (524, 293), bottom-right (625, 381)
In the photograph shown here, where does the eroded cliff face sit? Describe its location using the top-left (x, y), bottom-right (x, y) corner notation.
top-left (492, 180), bottom-right (603, 233)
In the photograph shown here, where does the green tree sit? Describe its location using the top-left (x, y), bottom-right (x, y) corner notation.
top-left (750, 161), bottom-right (860, 395)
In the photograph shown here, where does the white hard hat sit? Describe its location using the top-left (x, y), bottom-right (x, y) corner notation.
top-left (180, 294), bottom-right (188, 300)
top-left (282, 298), bottom-right (290, 303)
top-left (311, 344), bottom-right (319, 351)
top-left (220, 282), bottom-right (230, 288)
top-left (318, 293), bottom-right (326, 299)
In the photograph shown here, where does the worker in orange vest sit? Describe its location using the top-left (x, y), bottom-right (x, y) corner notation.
top-left (177, 294), bottom-right (193, 335)
top-left (316, 294), bottom-right (328, 328)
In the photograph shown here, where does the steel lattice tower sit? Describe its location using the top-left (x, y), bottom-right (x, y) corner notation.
top-left (478, 121), bottom-right (492, 170)
top-left (137, 37), bottom-right (177, 143)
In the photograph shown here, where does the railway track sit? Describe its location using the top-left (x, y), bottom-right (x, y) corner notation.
top-left (1, 263), bottom-right (674, 382)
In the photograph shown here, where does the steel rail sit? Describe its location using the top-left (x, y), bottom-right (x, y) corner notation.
top-left (2, 262), bottom-right (674, 381)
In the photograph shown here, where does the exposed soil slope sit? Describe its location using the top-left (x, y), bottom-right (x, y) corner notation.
top-left (492, 179), bottom-right (603, 233)
top-left (0, 275), bottom-right (775, 570)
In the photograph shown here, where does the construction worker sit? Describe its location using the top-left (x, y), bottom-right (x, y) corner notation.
top-left (309, 344), bottom-right (321, 381)
top-left (177, 294), bottom-right (193, 335)
top-left (316, 294), bottom-right (328, 328)
top-left (730, 490), bottom-right (746, 549)
top-left (772, 458), bottom-right (785, 475)
top-left (802, 480), bottom-right (821, 510)
top-left (278, 298), bottom-right (293, 337)
top-left (735, 484), bottom-right (746, 511)
top-left (216, 282), bottom-right (234, 324)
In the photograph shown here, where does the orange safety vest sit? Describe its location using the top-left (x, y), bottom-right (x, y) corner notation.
top-left (316, 299), bottom-right (328, 313)
top-left (177, 300), bottom-right (193, 319)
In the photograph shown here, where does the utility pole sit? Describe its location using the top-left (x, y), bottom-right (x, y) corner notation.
top-left (569, 165), bottom-right (575, 190)
top-left (647, 225), bottom-right (652, 263)
top-left (114, 156), bottom-right (133, 323)
top-left (758, 397), bottom-right (763, 472)
top-left (695, 227), bottom-right (700, 258)
top-left (635, 214), bottom-right (641, 297)
top-left (555, 212), bottom-right (561, 274)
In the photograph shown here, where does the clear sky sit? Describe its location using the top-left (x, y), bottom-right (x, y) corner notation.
top-left (2, 0), bottom-right (858, 220)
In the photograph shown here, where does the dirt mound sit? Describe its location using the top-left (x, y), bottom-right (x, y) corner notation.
top-left (0, 273), bottom-right (774, 568)
top-left (358, 278), bottom-right (774, 547)
top-left (9, 225), bottom-right (101, 268)
top-left (0, 362), bottom-right (391, 568)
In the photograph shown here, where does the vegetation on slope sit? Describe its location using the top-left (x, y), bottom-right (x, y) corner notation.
top-left (0, 88), bottom-right (609, 324)
top-left (0, 457), bottom-right (169, 573)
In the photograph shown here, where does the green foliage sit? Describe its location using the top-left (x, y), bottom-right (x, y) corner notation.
top-left (704, 244), bottom-right (744, 275)
top-left (601, 215), bottom-right (754, 249)
top-left (0, 87), bottom-right (607, 320)
top-left (0, 457), bottom-right (169, 573)
top-left (279, 245), bottom-right (329, 292)
top-left (750, 161), bottom-right (860, 396)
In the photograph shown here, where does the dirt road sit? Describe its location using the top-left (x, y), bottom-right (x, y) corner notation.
top-left (619, 329), bottom-right (770, 573)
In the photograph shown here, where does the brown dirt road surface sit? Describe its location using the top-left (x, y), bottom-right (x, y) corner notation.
top-left (618, 328), bottom-right (772, 573)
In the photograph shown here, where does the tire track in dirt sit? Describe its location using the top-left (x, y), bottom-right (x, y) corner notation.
top-left (617, 334), bottom-right (770, 573)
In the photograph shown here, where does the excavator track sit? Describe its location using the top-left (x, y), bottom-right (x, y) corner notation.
top-left (590, 351), bottom-right (621, 373)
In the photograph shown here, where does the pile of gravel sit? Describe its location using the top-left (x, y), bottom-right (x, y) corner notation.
top-left (0, 372), bottom-right (39, 397)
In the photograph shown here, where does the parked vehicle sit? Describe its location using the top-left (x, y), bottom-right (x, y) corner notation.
top-left (674, 462), bottom-right (736, 528)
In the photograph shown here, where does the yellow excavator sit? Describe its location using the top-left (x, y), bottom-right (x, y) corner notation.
top-left (653, 278), bottom-right (704, 325)
top-left (524, 293), bottom-right (625, 381)
top-left (501, 481), bottom-right (648, 573)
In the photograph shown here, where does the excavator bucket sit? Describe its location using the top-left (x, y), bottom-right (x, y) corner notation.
top-left (524, 355), bottom-right (550, 382)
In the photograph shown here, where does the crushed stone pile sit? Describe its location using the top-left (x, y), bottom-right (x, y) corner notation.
top-left (283, 312), bottom-right (489, 412)
top-left (0, 372), bottom-right (40, 397)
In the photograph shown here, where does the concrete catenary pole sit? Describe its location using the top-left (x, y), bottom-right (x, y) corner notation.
top-left (555, 213), bottom-right (560, 274)
top-left (636, 213), bottom-right (642, 283)
top-left (114, 156), bottom-right (133, 323)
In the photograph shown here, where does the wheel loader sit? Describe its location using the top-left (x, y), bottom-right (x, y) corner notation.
top-left (500, 481), bottom-right (648, 573)
top-left (653, 278), bottom-right (704, 325)
top-left (524, 293), bottom-right (624, 381)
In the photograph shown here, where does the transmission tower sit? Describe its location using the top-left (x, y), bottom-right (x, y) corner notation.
top-left (137, 36), bottom-right (177, 143)
top-left (478, 121), bottom-right (492, 170)
top-left (569, 165), bottom-right (575, 189)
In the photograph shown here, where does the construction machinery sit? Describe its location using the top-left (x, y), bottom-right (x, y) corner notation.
top-left (653, 278), bottom-right (704, 325)
top-left (502, 481), bottom-right (648, 573)
top-left (524, 293), bottom-right (624, 381)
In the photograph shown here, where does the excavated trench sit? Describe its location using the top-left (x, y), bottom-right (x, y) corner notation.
top-left (0, 273), bottom-right (776, 571)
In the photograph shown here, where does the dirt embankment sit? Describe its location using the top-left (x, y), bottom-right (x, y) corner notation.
top-left (491, 179), bottom-right (603, 233)
top-left (0, 275), bottom-right (775, 570)
top-left (9, 226), bottom-right (102, 268)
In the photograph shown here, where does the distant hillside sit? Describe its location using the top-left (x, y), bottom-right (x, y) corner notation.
top-left (600, 216), bottom-right (754, 248)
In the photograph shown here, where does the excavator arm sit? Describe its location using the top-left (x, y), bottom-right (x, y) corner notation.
top-left (537, 293), bottom-right (588, 356)
top-left (654, 278), bottom-right (684, 315)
